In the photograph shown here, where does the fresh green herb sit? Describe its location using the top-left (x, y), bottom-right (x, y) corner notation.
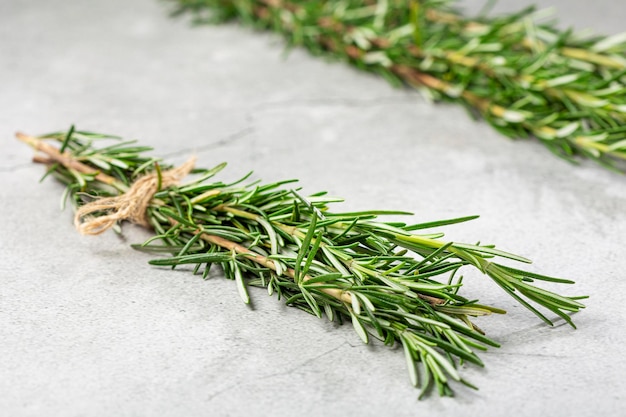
top-left (19, 128), bottom-right (585, 398)
top-left (169, 0), bottom-right (626, 171)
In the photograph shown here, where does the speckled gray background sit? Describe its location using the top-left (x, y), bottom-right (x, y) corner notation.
top-left (1, 1), bottom-right (625, 416)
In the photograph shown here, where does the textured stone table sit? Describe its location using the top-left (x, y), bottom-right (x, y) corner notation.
top-left (1, 1), bottom-right (625, 416)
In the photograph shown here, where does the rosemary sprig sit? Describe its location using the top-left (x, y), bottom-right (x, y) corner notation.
top-left (169, 0), bottom-right (626, 171)
top-left (19, 128), bottom-right (586, 398)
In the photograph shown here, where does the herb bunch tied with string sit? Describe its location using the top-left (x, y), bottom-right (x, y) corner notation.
top-left (19, 127), bottom-right (586, 398)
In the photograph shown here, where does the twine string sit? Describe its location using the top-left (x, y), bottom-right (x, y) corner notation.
top-left (74, 157), bottom-right (196, 235)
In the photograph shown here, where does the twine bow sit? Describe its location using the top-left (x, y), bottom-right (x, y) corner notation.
top-left (74, 157), bottom-right (196, 235)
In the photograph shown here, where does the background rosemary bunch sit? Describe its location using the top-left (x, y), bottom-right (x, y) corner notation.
top-left (20, 128), bottom-right (585, 398)
top-left (169, 0), bottom-right (626, 171)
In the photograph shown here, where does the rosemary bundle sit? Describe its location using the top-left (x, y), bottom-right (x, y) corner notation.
top-left (19, 128), bottom-right (585, 398)
top-left (169, 0), bottom-right (626, 171)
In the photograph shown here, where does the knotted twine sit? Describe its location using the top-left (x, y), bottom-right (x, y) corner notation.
top-left (74, 157), bottom-right (196, 235)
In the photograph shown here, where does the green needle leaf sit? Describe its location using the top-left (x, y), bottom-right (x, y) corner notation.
top-left (350, 311), bottom-right (369, 344)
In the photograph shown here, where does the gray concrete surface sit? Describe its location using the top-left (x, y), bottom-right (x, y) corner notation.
top-left (1, 0), bottom-right (625, 416)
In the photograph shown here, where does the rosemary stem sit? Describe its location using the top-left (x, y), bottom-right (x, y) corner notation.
top-left (17, 132), bottom-right (129, 192)
top-left (170, 0), bottom-right (626, 170)
top-left (214, 205), bottom-right (448, 305)
top-left (195, 229), bottom-right (352, 303)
